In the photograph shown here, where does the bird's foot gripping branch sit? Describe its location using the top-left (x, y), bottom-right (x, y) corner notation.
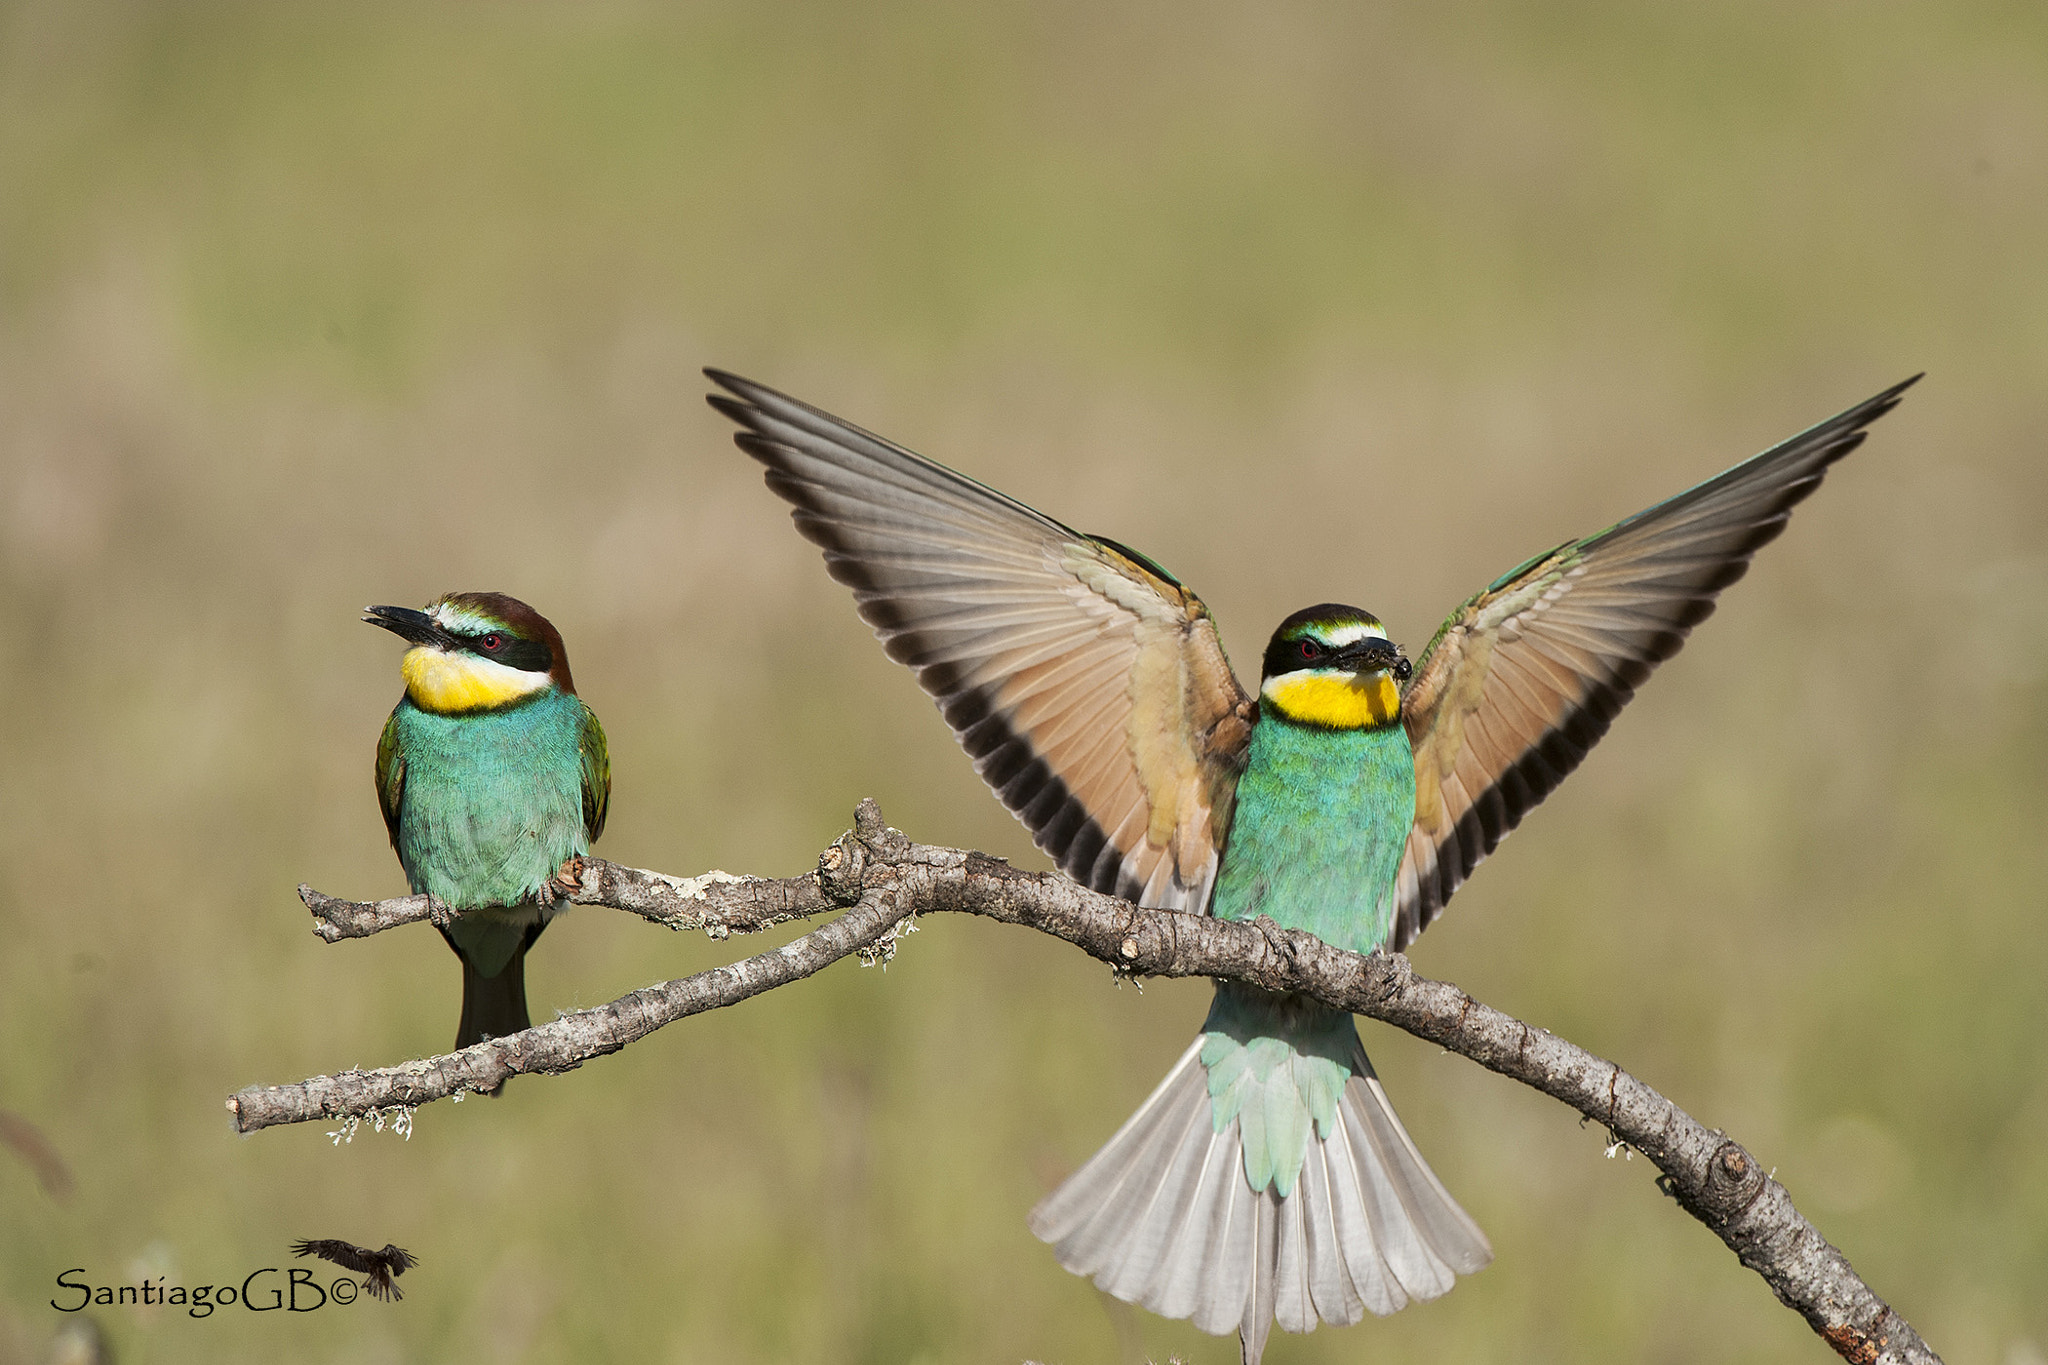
top-left (229, 801), bottom-right (1940, 1365)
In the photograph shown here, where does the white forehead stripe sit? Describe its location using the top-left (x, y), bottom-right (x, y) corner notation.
top-left (429, 602), bottom-right (500, 635)
top-left (1318, 621), bottom-right (1387, 646)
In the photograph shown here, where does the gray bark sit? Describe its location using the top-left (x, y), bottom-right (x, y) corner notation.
top-left (230, 801), bottom-right (1938, 1365)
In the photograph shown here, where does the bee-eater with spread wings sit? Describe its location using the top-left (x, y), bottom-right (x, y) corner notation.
top-left (710, 370), bottom-right (1915, 1362)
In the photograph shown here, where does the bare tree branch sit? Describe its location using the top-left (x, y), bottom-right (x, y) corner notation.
top-left (231, 801), bottom-right (1940, 1365)
top-left (298, 855), bottom-right (834, 941)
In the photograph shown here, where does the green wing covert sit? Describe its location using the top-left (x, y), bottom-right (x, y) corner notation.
top-left (374, 707), bottom-right (406, 852)
top-left (579, 701), bottom-right (611, 845)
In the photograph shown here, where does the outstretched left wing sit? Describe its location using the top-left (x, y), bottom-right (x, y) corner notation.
top-left (1391, 376), bottom-right (1919, 950)
top-left (708, 371), bottom-right (1255, 912)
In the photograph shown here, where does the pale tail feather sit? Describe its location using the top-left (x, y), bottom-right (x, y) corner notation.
top-left (1242, 1194), bottom-right (1276, 1365)
top-left (1030, 1035), bottom-right (1492, 1365)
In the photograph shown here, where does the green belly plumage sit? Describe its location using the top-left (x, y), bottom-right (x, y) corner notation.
top-left (388, 688), bottom-right (589, 977)
top-left (1199, 708), bottom-right (1417, 1196)
top-left (1209, 710), bottom-right (1415, 955)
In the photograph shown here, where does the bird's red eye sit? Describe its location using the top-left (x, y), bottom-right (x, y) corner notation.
top-left (482, 633), bottom-right (503, 651)
top-left (1297, 639), bottom-right (1322, 660)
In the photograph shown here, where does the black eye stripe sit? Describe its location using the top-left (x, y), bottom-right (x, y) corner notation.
top-left (1261, 628), bottom-right (1402, 682)
top-left (455, 630), bottom-right (552, 674)
top-left (1266, 631), bottom-right (1325, 678)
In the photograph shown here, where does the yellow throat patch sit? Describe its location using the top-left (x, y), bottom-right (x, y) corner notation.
top-left (401, 646), bottom-right (549, 714)
top-left (1263, 672), bottom-right (1402, 729)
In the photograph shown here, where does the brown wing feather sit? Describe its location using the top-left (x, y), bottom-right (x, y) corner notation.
top-left (292, 1240), bottom-right (383, 1274)
top-left (1392, 376), bottom-right (1919, 949)
top-left (376, 1244), bottom-right (419, 1274)
top-left (708, 371), bottom-right (1254, 912)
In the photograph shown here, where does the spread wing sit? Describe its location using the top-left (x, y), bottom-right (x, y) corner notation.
top-left (579, 702), bottom-right (611, 845)
top-left (708, 370), bottom-right (1255, 912)
top-left (1391, 377), bottom-right (1918, 950)
top-left (292, 1239), bottom-right (382, 1274)
top-left (373, 708), bottom-right (406, 852)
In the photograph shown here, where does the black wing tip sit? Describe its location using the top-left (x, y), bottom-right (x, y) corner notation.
top-left (705, 368), bottom-right (858, 441)
top-left (1803, 372), bottom-right (1921, 454)
top-left (706, 377), bottom-right (782, 442)
top-left (704, 369), bottom-right (798, 433)
top-left (1750, 373), bottom-right (1920, 484)
top-left (1580, 373), bottom-right (1921, 554)
top-left (1839, 372), bottom-right (1923, 433)
top-left (703, 366), bottom-right (755, 399)
top-left (1761, 372), bottom-right (1922, 469)
top-left (705, 392), bottom-right (754, 423)
top-left (731, 430), bottom-right (788, 468)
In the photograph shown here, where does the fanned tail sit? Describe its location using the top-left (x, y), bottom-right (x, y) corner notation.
top-left (1029, 1033), bottom-right (1490, 1363)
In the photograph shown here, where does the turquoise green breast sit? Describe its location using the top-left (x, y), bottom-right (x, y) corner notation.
top-left (1208, 705), bottom-right (1416, 956)
top-left (390, 687), bottom-right (589, 910)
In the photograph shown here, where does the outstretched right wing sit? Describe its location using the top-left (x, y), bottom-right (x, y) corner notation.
top-left (709, 371), bottom-right (1256, 912)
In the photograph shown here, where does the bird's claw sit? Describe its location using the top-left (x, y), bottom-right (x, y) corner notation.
top-left (535, 856), bottom-right (586, 910)
top-left (424, 895), bottom-right (457, 928)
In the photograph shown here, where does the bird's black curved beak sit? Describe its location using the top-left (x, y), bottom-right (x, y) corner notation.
top-left (1333, 636), bottom-right (1412, 681)
top-left (363, 605), bottom-right (454, 649)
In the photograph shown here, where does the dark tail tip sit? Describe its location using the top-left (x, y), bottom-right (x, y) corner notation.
top-left (455, 947), bottom-right (531, 1046)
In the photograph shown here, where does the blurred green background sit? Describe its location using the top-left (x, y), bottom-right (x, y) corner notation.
top-left (2, 2), bottom-right (2044, 1362)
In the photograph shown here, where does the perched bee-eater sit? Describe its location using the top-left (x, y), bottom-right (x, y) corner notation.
top-left (709, 370), bottom-right (1914, 1362)
top-left (364, 592), bottom-right (610, 1052)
